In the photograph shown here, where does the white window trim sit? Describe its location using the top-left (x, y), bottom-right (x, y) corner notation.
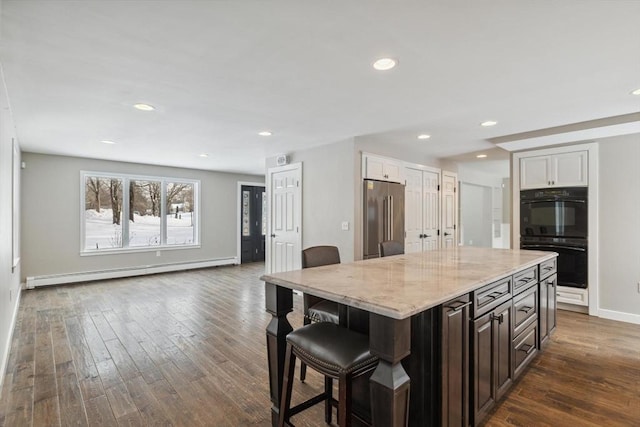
top-left (80, 171), bottom-right (200, 255)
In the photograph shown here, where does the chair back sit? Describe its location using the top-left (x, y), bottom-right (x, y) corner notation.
top-left (379, 240), bottom-right (404, 257)
top-left (302, 245), bottom-right (341, 268)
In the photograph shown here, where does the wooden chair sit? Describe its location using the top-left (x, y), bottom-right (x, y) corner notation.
top-left (379, 240), bottom-right (404, 257)
top-left (300, 245), bottom-right (341, 381)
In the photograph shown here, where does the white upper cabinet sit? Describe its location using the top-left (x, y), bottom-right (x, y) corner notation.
top-left (520, 151), bottom-right (588, 189)
top-left (363, 154), bottom-right (403, 183)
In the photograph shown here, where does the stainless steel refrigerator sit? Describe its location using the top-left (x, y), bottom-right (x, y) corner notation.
top-left (363, 179), bottom-right (405, 259)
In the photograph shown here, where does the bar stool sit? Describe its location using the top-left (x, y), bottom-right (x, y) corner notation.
top-left (379, 240), bottom-right (404, 257)
top-left (278, 322), bottom-right (378, 427)
top-left (300, 246), bottom-right (342, 382)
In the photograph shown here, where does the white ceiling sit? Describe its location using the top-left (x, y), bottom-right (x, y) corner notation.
top-left (1, 0), bottom-right (639, 175)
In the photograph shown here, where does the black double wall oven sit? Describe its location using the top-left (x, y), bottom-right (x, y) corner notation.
top-left (520, 187), bottom-right (588, 288)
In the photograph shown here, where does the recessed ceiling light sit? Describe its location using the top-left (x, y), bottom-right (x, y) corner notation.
top-left (417, 134), bottom-right (431, 140)
top-left (133, 103), bottom-right (155, 111)
top-left (199, 153), bottom-right (209, 158)
top-left (258, 131), bottom-right (272, 136)
top-left (476, 154), bottom-right (488, 158)
top-left (480, 121), bottom-right (498, 127)
top-left (631, 88), bottom-right (640, 95)
top-left (100, 140), bottom-right (116, 144)
top-left (373, 58), bottom-right (397, 71)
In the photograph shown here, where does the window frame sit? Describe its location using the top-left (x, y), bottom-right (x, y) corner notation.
top-left (80, 171), bottom-right (200, 255)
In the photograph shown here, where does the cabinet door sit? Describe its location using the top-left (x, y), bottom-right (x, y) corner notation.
top-left (473, 300), bottom-right (512, 426)
top-left (364, 155), bottom-right (386, 181)
top-left (520, 156), bottom-right (551, 189)
top-left (442, 297), bottom-right (470, 427)
top-left (494, 301), bottom-right (512, 401)
top-left (472, 311), bottom-right (495, 425)
top-left (540, 273), bottom-right (557, 346)
top-left (405, 168), bottom-right (424, 253)
top-left (384, 160), bottom-right (403, 183)
top-left (423, 170), bottom-right (440, 251)
top-left (441, 171), bottom-right (458, 248)
top-left (551, 151), bottom-right (588, 187)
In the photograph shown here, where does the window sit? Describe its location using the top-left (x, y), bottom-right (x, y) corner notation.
top-left (81, 172), bottom-right (199, 253)
top-left (166, 182), bottom-right (195, 245)
top-left (129, 180), bottom-right (161, 247)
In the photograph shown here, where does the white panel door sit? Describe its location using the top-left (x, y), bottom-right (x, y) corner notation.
top-left (441, 171), bottom-right (458, 248)
top-left (404, 168), bottom-right (423, 253)
top-left (267, 163), bottom-right (302, 274)
top-left (423, 170), bottom-right (440, 251)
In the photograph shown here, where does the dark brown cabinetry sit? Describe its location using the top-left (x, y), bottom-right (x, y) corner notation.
top-left (472, 299), bottom-right (512, 425)
top-left (401, 259), bottom-right (557, 427)
top-left (511, 283), bottom-right (538, 380)
top-left (441, 295), bottom-right (471, 427)
top-left (539, 257), bottom-right (558, 347)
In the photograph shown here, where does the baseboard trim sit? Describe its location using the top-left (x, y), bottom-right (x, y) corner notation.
top-left (597, 308), bottom-right (640, 325)
top-left (25, 257), bottom-right (238, 289)
top-left (0, 286), bottom-right (21, 399)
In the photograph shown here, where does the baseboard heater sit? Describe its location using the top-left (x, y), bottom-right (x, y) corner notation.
top-left (25, 257), bottom-right (238, 289)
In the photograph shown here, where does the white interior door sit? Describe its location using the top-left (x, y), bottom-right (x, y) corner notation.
top-left (423, 170), bottom-right (440, 251)
top-left (266, 163), bottom-right (302, 274)
top-left (441, 171), bottom-right (458, 248)
top-left (404, 168), bottom-right (423, 253)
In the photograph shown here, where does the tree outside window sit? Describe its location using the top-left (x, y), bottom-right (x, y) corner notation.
top-left (82, 172), bottom-right (199, 252)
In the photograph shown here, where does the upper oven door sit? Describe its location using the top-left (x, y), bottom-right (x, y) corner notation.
top-left (520, 197), bottom-right (587, 238)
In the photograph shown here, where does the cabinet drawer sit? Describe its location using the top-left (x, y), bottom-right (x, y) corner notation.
top-left (513, 266), bottom-right (537, 294)
top-left (512, 322), bottom-right (538, 380)
top-left (539, 258), bottom-right (557, 280)
top-left (512, 283), bottom-right (538, 337)
top-left (473, 277), bottom-right (512, 318)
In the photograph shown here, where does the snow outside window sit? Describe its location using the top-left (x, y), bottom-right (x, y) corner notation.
top-left (166, 182), bottom-right (195, 245)
top-left (81, 172), bottom-right (199, 253)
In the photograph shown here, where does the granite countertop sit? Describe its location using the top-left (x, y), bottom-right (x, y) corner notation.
top-left (260, 246), bottom-right (556, 320)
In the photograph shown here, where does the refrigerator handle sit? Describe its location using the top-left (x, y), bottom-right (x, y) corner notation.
top-left (389, 195), bottom-right (393, 240)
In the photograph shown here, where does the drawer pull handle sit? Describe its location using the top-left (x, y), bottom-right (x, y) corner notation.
top-left (547, 280), bottom-right (555, 285)
top-left (543, 266), bottom-right (554, 271)
top-left (518, 306), bottom-right (533, 314)
top-left (445, 300), bottom-right (472, 312)
top-left (490, 313), bottom-right (504, 324)
top-left (517, 277), bottom-right (532, 283)
top-left (488, 291), bottom-right (503, 298)
top-left (518, 343), bottom-right (535, 355)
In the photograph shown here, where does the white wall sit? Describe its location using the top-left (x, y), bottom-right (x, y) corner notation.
top-left (598, 134), bottom-right (640, 320)
top-left (267, 139), bottom-right (356, 262)
top-left (460, 183), bottom-right (492, 247)
top-left (0, 65), bottom-right (22, 394)
top-left (21, 152), bottom-right (263, 280)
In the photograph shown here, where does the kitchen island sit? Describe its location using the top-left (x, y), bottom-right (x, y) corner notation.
top-left (261, 247), bottom-right (557, 426)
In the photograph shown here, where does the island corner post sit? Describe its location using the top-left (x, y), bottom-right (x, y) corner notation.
top-left (369, 312), bottom-right (412, 426)
top-left (264, 282), bottom-right (293, 427)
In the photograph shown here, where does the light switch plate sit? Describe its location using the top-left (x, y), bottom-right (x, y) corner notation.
top-left (341, 221), bottom-right (349, 231)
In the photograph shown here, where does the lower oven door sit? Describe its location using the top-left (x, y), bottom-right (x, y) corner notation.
top-left (521, 243), bottom-right (588, 289)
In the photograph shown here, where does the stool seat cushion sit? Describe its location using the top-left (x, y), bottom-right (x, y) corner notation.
top-left (287, 323), bottom-right (377, 374)
top-left (307, 300), bottom-right (340, 324)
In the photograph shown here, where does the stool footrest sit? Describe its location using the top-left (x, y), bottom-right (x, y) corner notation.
top-left (289, 392), bottom-right (331, 417)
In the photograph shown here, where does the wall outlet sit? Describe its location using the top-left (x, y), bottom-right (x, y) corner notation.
top-left (341, 221), bottom-right (349, 231)
top-left (156, 250), bottom-right (161, 257)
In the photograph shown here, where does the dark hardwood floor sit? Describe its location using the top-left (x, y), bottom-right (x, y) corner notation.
top-left (0, 263), bottom-right (638, 426)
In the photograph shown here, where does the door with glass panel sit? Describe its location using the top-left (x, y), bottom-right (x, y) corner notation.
top-left (241, 185), bottom-right (266, 263)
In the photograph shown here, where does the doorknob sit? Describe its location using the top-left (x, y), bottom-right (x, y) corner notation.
top-left (444, 232), bottom-right (451, 236)
top-left (270, 234), bottom-right (276, 238)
